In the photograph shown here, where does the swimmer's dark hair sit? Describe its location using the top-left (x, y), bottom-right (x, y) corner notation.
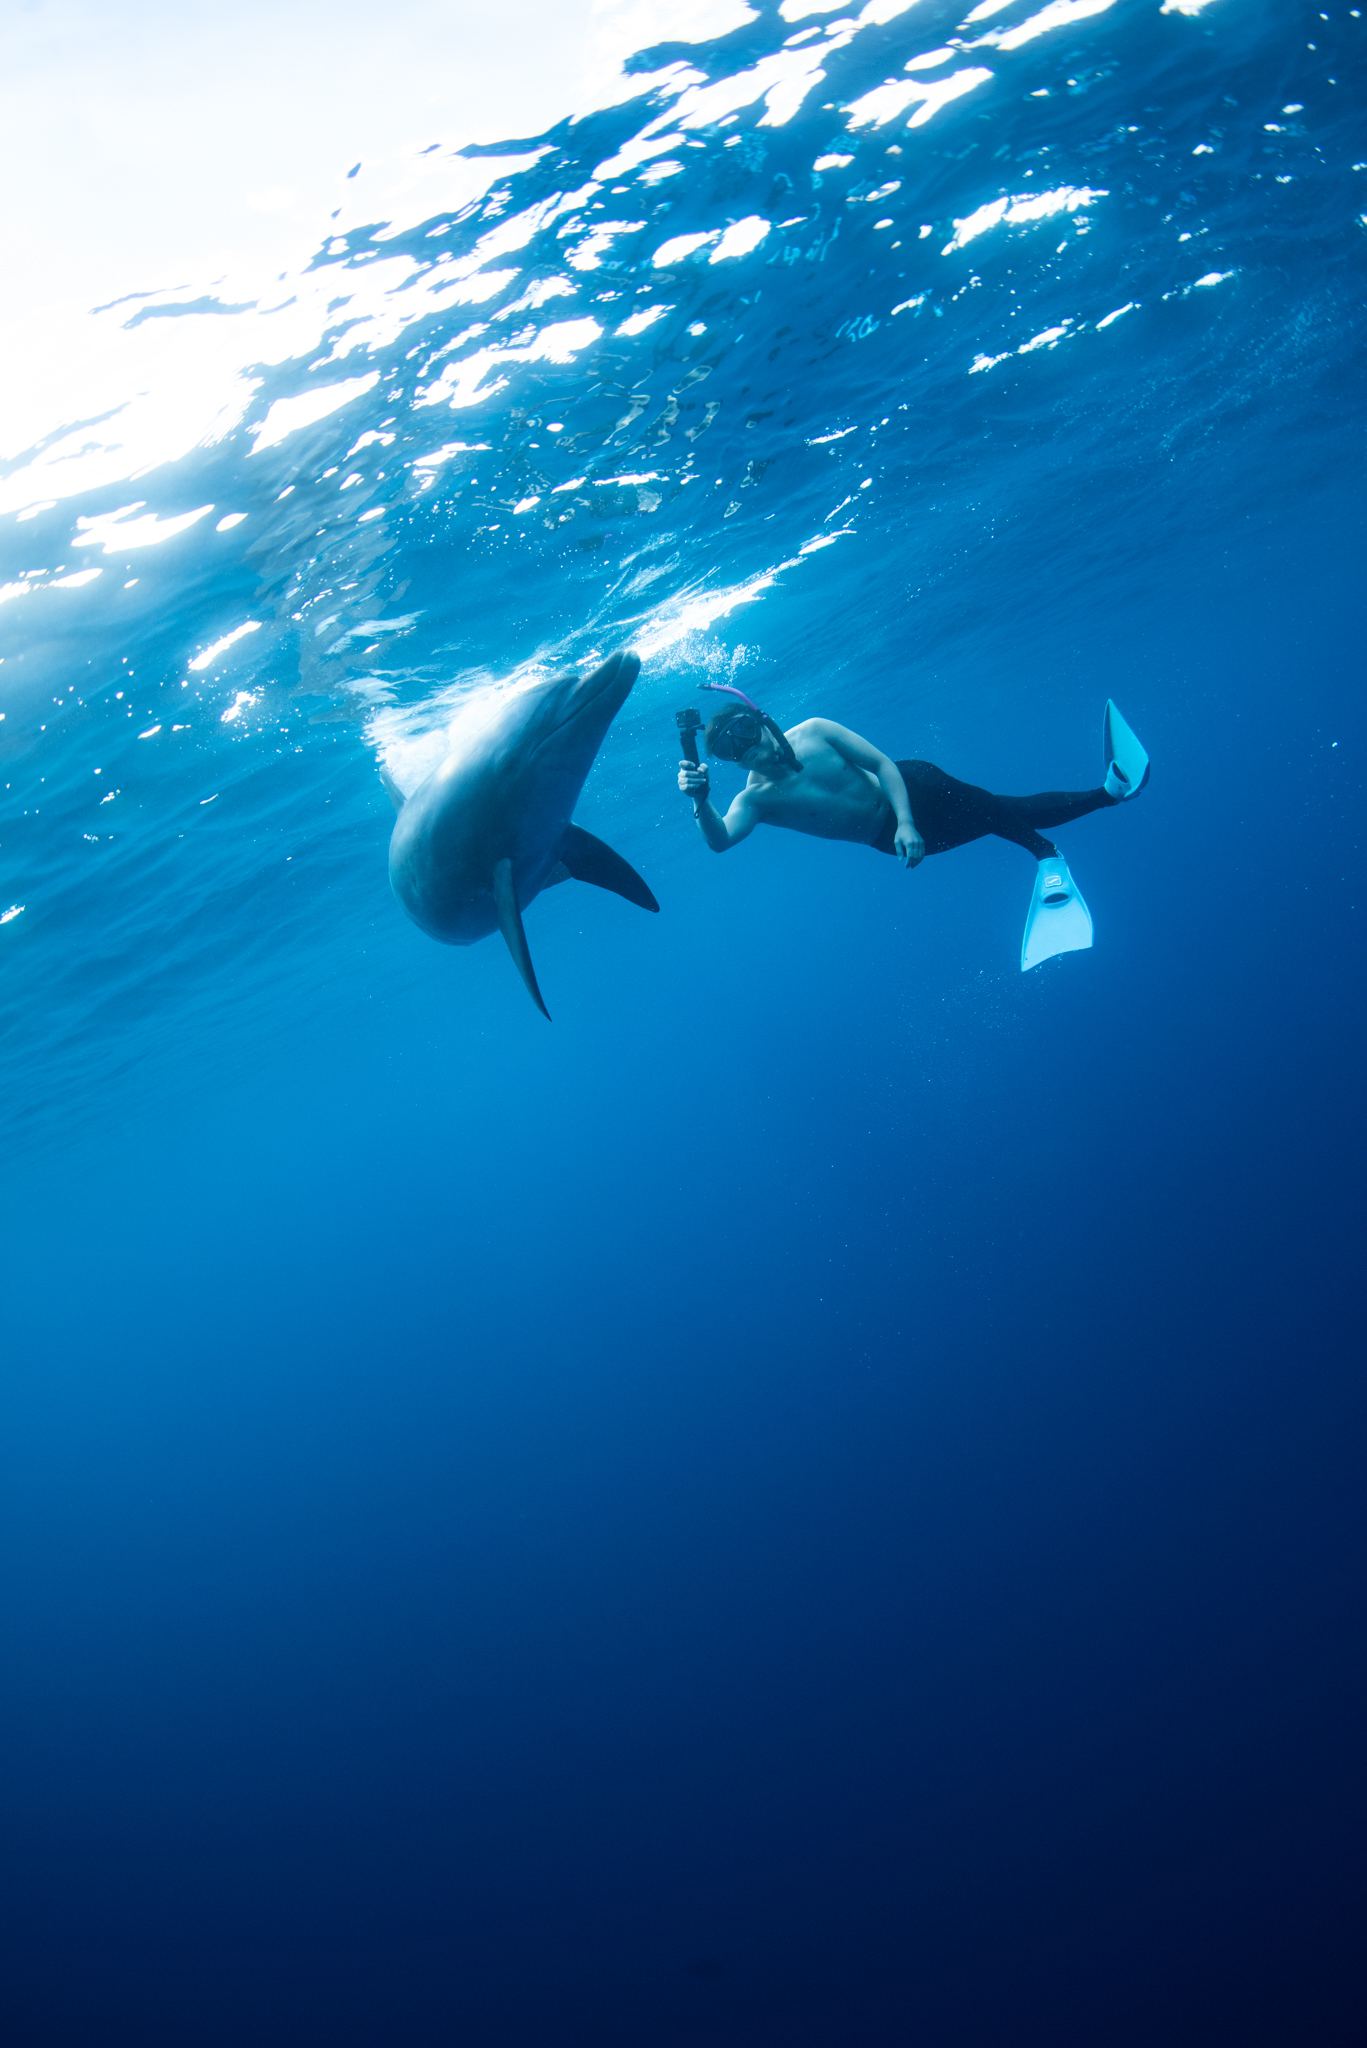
top-left (705, 701), bottom-right (804, 772)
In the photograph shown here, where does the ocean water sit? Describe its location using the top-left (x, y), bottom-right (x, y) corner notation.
top-left (1, 1), bottom-right (1364, 2041)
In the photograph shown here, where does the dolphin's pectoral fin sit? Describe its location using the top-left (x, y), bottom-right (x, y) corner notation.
top-left (556, 824), bottom-right (660, 913)
top-left (492, 858), bottom-right (551, 1021)
top-left (377, 764), bottom-right (406, 812)
top-left (544, 861), bottom-right (572, 888)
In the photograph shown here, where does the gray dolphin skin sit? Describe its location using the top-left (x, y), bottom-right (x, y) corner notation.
top-left (386, 650), bottom-right (657, 1019)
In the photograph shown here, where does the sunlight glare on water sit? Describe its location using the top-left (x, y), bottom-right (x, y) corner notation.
top-left (1, 9), bottom-right (1365, 2041)
top-left (0, 0), bottom-right (1363, 1145)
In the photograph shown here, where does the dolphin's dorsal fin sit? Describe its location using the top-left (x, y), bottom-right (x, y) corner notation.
top-left (492, 857), bottom-right (551, 1020)
top-left (556, 824), bottom-right (659, 913)
top-left (377, 764), bottom-right (406, 812)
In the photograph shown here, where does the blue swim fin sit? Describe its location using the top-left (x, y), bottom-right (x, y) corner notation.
top-left (1103, 700), bottom-right (1149, 800)
top-left (1021, 854), bottom-right (1093, 972)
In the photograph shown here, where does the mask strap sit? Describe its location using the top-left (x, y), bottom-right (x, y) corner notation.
top-left (762, 714), bottom-right (803, 773)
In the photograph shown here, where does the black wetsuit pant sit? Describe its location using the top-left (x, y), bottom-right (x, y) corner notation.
top-left (872, 760), bottom-right (1116, 861)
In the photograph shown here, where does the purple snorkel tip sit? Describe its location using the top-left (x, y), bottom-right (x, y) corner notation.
top-left (700, 681), bottom-right (762, 713)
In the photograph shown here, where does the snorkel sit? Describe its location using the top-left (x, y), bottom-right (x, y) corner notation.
top-left (700, 682), bottom-right (804, 773)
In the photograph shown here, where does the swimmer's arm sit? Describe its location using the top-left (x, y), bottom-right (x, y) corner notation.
top-left (807, 719), bottom-right (924, 865)
top-left (677, 761), bottom-right (758, 851)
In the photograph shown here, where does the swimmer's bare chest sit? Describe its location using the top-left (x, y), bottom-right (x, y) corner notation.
top-left (747, 730), bottom-right (886, 844)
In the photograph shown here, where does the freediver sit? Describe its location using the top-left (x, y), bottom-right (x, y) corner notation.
top-left (675, 685), bottom-right (1150, 968)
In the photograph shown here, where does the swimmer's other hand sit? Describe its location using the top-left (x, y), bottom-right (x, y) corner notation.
top-left (895, 824), bottom-right (925, 867)
top-left (678, 760), bottom-right (710, 802)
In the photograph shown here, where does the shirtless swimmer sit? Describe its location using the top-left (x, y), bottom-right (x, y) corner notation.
top-left (675, 684), bottom-right (1150, 965)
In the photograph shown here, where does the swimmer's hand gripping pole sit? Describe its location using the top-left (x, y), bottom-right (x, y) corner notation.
top-left (676, 707), bottom-right (703, 767)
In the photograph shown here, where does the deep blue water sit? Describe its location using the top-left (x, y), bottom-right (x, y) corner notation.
top-left (2, 2), bottom-right (1365, 2041)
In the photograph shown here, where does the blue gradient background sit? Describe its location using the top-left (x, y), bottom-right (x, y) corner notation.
top-left (1, 1), bottom-right (1364, 2041)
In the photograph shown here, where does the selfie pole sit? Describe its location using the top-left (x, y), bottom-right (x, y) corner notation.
top-left (675, 707), bottom-right (703, 766)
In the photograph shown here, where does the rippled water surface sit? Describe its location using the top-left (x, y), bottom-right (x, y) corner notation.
top-left (2, 5), bottom-right (1364, 2044)
top-left (3, 0), bottom-right (1361, 1135)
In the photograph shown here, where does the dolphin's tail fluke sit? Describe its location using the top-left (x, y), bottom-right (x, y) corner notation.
top-left (556, 824), bottom-right (659, 912)
top-left (492, 858), bottom-right (551, 1021)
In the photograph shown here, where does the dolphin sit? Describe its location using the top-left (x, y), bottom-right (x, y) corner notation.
top-left (386, 649), bottom-right (657, 1019)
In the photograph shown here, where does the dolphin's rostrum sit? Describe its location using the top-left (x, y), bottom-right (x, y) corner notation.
top-left (387, 650), bottom-right (657, 1019)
